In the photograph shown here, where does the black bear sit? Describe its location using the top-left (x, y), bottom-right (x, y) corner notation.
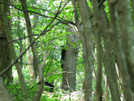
top-left (61, 45), bottom-right (66, 68)
top-left (44, 82), bottom-right (55, 92)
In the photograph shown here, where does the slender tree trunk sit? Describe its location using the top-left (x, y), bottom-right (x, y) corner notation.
top-left (16, 11), bottom-right (24, 69)
top-left (25, 30), bottom-right (35, 80)
top-left (108, 0), bottom-right (132, 100)
top-left (117, 0), bottom-right (134, 94)
top-left (77, 0), bottom-right (94, 101)
top-left (62, 27), bottom-right (79, 91)
top-left (31, 2), bottom-right (38, 79)
top-left (98, 1), bottom-right (121, 100)
top-left (91, 0), bottom-right (103, 100)
top-left (0, 4), bottom-right (28, 101)
top-left (72, 0), bottom-right (94, 100)
top-left (20, 0), bottom-right (44, 100)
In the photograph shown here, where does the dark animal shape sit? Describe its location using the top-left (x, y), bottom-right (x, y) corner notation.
top-left (44, 82), bottom-right (55, 92)
top-left (61, 45), bottom-right (66, 68)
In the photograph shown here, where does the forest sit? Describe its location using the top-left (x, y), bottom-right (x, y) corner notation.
top-left (0, 0), bottom-right (134, 101)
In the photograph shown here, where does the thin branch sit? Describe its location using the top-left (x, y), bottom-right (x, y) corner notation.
top-left (0, 10), bottom-right (61, 76)
top-left (0, 1), bottom-right (75, 25)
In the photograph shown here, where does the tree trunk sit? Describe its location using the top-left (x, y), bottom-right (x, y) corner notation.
top-left (108, 0), bottom-right (132, 100)
top-left (77, 0), bottom-right (94, 101)
top-left (99, 1), bottom-right (121, 100)
top-left (91, 0), bottom-right (103, 100)
top-left (0, 77), bottom-right (13, 101)
top-left (20, 0), bottom-right (44, 100)
top-left (0, 4), bottom-right (28, 101)
top-left (25, 29), bottom-right (35, 80)
top-left (17, 11), bottom-right (23, 69)
top-left (117, 0), bottom-right (134, 95)
top-left (62, 27), bottom-right (79, 91)
top-left (0, 0), bottom-right (12, 85)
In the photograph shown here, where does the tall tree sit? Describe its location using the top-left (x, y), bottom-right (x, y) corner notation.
top-left (0, 1), bottom-right (28, 100)
top-left (73, 0), bottom-right (94, 100)
top-left (20, 0), bottom-right (44, 100)
top-left (91, 0), bottom-right (103, 100)
top-left (62, 26), bottom-right (79, 91)
top-left (108, 0), bottom-right (132, 100)
top-left (0, 0), bottom-right (12, 85)
top-left (98, 0), bottom-right (121, 100)
top-left (117, 0), bottom-right (134, 95)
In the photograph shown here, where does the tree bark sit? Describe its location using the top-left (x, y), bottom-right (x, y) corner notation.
top-left (77, 0), bottom-right (94, 100)
top-left (0, 0), bottom-right (12, 85)
top-left (108, 0), bottom-right (132, 100)
top-left (62, 27), bottom-right (79, 91)
top-left (0, 77), bottom-right (13, 101)
top-left (117, 0), bottom-right (134, 94)
top-left (25, 30), bottom-right (35, 80)
top-left (20, 0), bottom-right (44, 100)
top-left (91, 0), bottom-right (103, 100)
top-left (99, 1), bottom-right (121, 100)
top-left (0, 3), bottom-right (28, 100)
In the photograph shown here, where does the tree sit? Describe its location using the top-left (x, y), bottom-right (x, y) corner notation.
top-left (108, 0), bottom-right (132, 100)
top-left (0, 77), bottom-right (13, 101)
top-left (72, 0), bottom-right (133, 100)
top-left (72, 0), bottom-right (94, 100)
top-left (0, 0), bottom-right (12, 85)
top-left (0, 0), bottom-right (134, 100)
top-left (20, 0), bottom-right (44, 100)
top-left (0, 3), bottom-right (28, 101)
top-left (62, 26), bottom-right (79, 91)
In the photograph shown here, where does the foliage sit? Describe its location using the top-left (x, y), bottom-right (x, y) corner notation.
top-left (8, 0), bottom-right (93, 100)
top-left (2, 0), bottom-right (133, 100)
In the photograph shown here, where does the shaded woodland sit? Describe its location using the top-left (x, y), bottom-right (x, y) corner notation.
top-left (0, 0), bottom-right (134, 101)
